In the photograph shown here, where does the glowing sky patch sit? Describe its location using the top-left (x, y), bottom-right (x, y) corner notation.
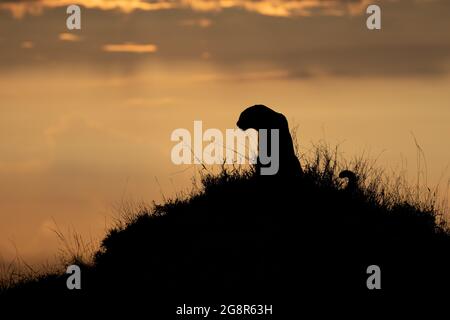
top-left (59, 32), bottom-right (81, 42)
top-left (0, 0), bottom-right (373, 18)
top-left (102, 42), bottom-right (158, 53)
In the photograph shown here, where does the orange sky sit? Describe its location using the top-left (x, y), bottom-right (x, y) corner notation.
top-left (0, 0), bottom-right (449, 267)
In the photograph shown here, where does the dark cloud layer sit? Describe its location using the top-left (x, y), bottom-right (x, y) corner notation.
top-left (1, 0), bottom-right (450, 78)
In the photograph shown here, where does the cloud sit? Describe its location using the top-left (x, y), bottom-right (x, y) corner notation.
top-left (0, 0), bottom-right (44, 19)
top-left (102, 43), bottom-right (158, 54)
top-left (179, 18), bottom-right (212, 28)
top-left (190, 69), bottom-right (292, 81)
top-left (0, 0), bottom-right (174, 18)
top-left (58, 32), bottom-right (81, 42)
top-left (0, 0), bottom-right (374, 18)
top-left (21, 40), bottom-right (34, 49)
top-left (43, 115), bottom-right (160, 178)
top-left (185, 0), bottom-right (372, 17)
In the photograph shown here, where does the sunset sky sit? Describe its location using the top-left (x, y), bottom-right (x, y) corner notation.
top-left (1, 0), bottom-right (449, 266)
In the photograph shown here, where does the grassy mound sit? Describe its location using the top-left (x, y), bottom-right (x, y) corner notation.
top-left (2, 145), bottom-right (449, 309)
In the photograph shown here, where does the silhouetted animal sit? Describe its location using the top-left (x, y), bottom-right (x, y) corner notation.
top-left (237, 105), bottom-right (302, 177)
top-left (339, 170), bottom-right (358, 192)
